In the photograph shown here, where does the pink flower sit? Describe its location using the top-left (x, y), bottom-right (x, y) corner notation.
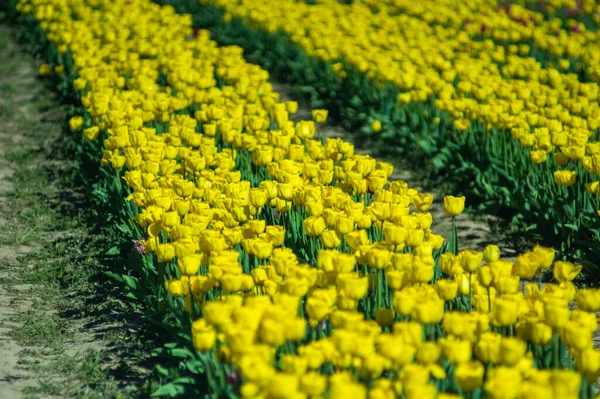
top-left (132, 239), bottom-right (146, 255)
top-left (227, 369), bottom-right (241, 386)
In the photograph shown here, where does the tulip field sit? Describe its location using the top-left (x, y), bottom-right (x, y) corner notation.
top-left (157, 0), bottom-right (600, 272)
top-left (5, 0), bottom-right (600, 398)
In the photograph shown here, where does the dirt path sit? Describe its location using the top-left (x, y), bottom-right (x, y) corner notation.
top-left (0, 20), bottom-right (49, 398)
top-left (272, 83), bottom-right (514, 257)
top-left (0, 22), bottom-right (156, 399)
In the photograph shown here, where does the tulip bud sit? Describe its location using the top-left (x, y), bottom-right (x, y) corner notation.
top-left (483, 245), bottom-right (501, 263)
top-left (413, 298), bottom-right (444, 325)
top-left (320, 229), bottom-right (341, 249)
top-left (543, 299), bottom-right (570, 329)
top-left (514, 251), bottom-right (541, 279)
top-left (531, 322), bottom-right (552, 346)
top-left (475, 331), bottom-right (502, 364)
top-left (477, 266), bottom-right (493, 287)
top-left (491, 297), bottom-right (520, 327)
top-left (375, 307), bottom-right (395, 328)
top-left (366, 247), bottom-right (392, 270)
top-left (416, 342), bottom-right (441, 365)
top-left (499, 337), bottom-right (527, 366)
top-left (460, 250), bottom-right (483, 273)
top-left (553, 261), bottom-right (582, 283)
top-left (553, 170), bottom-right (576, 186)
top-left (443, 195), bottom-right (466, 217)
top-left (156, 243), bottom-right (175, 262)
top-left (311, 109), bottom-right (328, 124)
top-left (455, 361), bottom-right (484, 392)
top-left (371, 120), bottom-right (382, 132)
top-left (177, 254), bottom-right (202, 276)
top-left (191, 319), bottom-right (216, 352)
top-left (435, 279), bottom-right (459, 301)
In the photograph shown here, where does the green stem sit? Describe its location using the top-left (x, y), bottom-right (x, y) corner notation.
top-left (450, 217), bottom-right (458, 255)
top-left (552, 332), bottom-right (559, 368)
top-left (468, 272), bottom-right (473, 312)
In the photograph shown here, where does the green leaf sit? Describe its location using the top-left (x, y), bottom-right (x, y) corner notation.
top-left (105, 246), bottom-right (121, 255)
top-left (349, 95), bottom-right (362, 107)
top-left (543, 346), bottom-right (553, 368)
top-left (563, 223), bottom-right (579, 231)
top-left (574, 258), bottom-right (600, 271)
top-left (123, 275), bottom-right (139, 290)
top-left (155, 364), bottom-right (170, 377)
top-left (103, 271), bottom-right (124, 283)
top-left (125, 292), bottom-right (139, 300)
top-left (172, 377), bottom-right (196, 385)
top-left (116, 223), bottom-right (132, 235)
top-left (186, 360), bottom-right (205, 374)
top-left (152, 383), bottom-right (181, 397)
top-left (169, 348), bottom-right (193, 358)
top-left (563, 204), bottom-right (575, 218)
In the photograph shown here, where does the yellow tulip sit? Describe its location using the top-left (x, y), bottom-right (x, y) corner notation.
top-left (550, 370), bottom-right (581, 398)
top-left (164, 278), bottom-right (185, 297)
top-left (553, 170), bottom-right (576, 186)
top-left (543, 298), bottom-right (570, 329)
top-left (499, 337), bottom-right (527, 367)
top-left (514, 251), bottom-right (541, 279)
top-left (320, 229), bottom-right (341, 249)
top-left (484, 367), bottom-right (522, 399)
top-left (575, 347), bottom-right (600, 378)
top-left (378, 334), bottom-right (416, 366)
top-left (483, 244), bottom-right (501, 263)
top-left (413, 297), bottom-right (444, 325)
top-left (69, 116), bottom-right (84, 131)
top-left (371, 120), bottom-right (382, 132)
top-left (383, 223), bottom-right (407, 246)
top-left (299, 372), bottom-right (327, 397)
top-left (413, 192), bottom-right (434, 211)
top-left (249, 188), bottom-right (268, 208)
top-left (366, 247), bottom-right (392, 270)
top-left (439, 336), bottom-right (472, 364)
top-left (454, 361), bottom-right (484, 392)
top-left (83, 126), bottom-right (100, 141)
top-left (435, 279), bottom-right (459, 301)
top-left (575, 289), bottom-right (600, 312)
top-left (303, 216), bottom-right (326, 237)
top-left (191, 319), bottom-right (216, 352)
top-left (561, 320), bottom-right (593, 351)
top-left (530, 322), bottom-right (553, 346)
top-left (459, 250), bottom-right (483, 273)
top-left (156, 243), bottom-right (176, 262)
top-left (311, 109), bottom-right (328, 124)
top-left (443, 195), bottom-right (465, 217)
top-left (177, 254), bottom-right (202, 276)
top-left (553, 261), bottom-right (583, 283)
top-left (532, 245), bottom-right (555, 269)
top-left (475, 331), bottom-right (502, 364)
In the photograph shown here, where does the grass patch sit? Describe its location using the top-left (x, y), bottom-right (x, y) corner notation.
top-left (11, 311), bottom-right (69, 349)
top-left (23, 349), bottom-right (141, 398)
top-left (0, 19), bottom-right (160, 399)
